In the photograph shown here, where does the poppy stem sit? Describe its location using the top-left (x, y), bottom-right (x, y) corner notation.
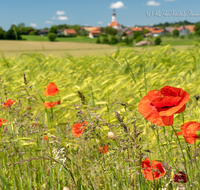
top-left (171, 125), bottom-right (191, 187)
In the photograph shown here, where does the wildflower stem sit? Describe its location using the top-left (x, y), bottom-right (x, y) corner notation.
top-left (171, 125), bottom-right (191, 187)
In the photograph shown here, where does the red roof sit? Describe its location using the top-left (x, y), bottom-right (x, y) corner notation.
top-left (130, 27), bottom-right (143, 31)
top-left (109, 21), bottom-right (121, 26)
top-left (90, 30), bottom-right (101, 34)
top-left (185, 25), bottom-right (195, 32)
top-left (126, 31), bottom-right (133, 34)
top-left (150, 29), bottom-right (165, 34)
top-left (64, 29), bottom-right (77, 34)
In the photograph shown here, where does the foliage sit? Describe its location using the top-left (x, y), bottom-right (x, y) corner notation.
top-left (143, 29), bottom-right (149, 34)
top-left (49, 25), bottom-right (58, 34)
top-left (4, 25), bottom-right (22, 40)
top-left (180, 35), bottom-right (185, 39)
top-left (173, 29), bottom-right (179, 38)
top-left (133, 31), bottom-right (142, 39)
top-left (165, 32), bottom-right (171, 37)
top-left (122, 36), bottom-right (130, 45)
top-left (103, 26), bottom-right (118, 35)
top-left (29, 30), bottom-right (38, 35)
top-left (0, 46), bottom-right (200, 190)
top-left (0, 44), bottom-right (200, 189)
top-left (154, 20), bottom-right (195, 28)
top-left (0, 27), bottom-right (5, 39)
top-left (48, 32), bottom-right (57, 41)
top-left (136, 36), bottom-right (143, 43)
top-left (194, 22), bottom-right (200, 36)
top-left (154, 37), bottom-right (162, 45)
top-left (78, 29), bottom-right (88, 37)
top-left (108, 35), bottom-right (118, 44)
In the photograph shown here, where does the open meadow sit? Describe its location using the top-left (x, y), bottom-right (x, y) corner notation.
top-left (0, 42), bottom-right (200, 189)
top-left (0, 40), bottom-right (194, 58)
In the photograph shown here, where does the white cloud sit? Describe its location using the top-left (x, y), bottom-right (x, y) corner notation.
top-left (56, 10), bottom-right (65, 15)
top-left (84, 24), bottom-right (89, 26)
top-left (45, 21), bottom-right (53, 24)
top-left (97, 21), bottom-right (103, 24)
top-left (58, 16), bottom-right (68, 20)
top-left (147, 1), bottom-right (160, 6)
top-left (30, 23), bottom-right (37, 27)
top-left (110, 1), bottom-right (125, 9)
top-left (51, 16), bottom-right (56, 20)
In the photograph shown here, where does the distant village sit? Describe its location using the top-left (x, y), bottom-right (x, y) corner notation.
top-left (38, 9), bottom-right (196, 38)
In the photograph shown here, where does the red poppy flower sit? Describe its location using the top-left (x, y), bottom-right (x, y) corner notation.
top-left (138, 86), bottom-right (189, 126)
top-left (173, 171), bottom-right (187, 183)
top-left (141, 158), bottom-right (165, 181)
top-left (44, 135), bottom-right (48, 140)
top-left (44, 82), bottom-right (59, 96)
top-left (98, 145), bottom-right (109, 154)
top-left (71, 121), bottom-right (87, 137)
top-left (175, 121), bottom-right (200, 144)
top-left (3, 99), bottom-right (16, 108)
top-left (0, 118), bottom-right (8, 127)
top-left (44, 100), bottom-right (61, 109)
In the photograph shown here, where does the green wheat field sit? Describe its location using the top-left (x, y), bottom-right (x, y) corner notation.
top-left (1, 43), bottom-right (200, 189)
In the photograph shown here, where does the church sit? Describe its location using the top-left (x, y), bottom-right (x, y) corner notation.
top-left (108, 9), bottom-right (122, 30)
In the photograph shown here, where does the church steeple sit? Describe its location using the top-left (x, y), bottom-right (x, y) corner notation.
top-left (112, 9), bottom-right (116, 22)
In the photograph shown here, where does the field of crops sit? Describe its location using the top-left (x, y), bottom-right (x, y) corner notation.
top-left (0, 44), bottom-right (200, 189)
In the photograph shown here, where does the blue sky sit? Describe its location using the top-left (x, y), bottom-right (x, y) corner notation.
top-left (1, 0), bottom-right (200, 31)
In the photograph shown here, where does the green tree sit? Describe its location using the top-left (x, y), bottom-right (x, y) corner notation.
top-left (194, 23), bottom-right (200, 36)
top-left (172, 29), bottom-right (179, 38)
top-left (154, 37), bottom-right (162, 45)
top-left (0, 27), bottom-right (5, 39)
top-left (103, 26), bottom-right (117, 35)
top-left (48, 32), bottom-right (57, 41)
top-left (143, 29), bottom-right (149, 34)
top-left (49, 25), bottom-right (57, 34)
top-left (133, 31), bottom-right (141, 39)
top-left (136, 36), bottom-right (143, 43)
top-left (4, 25), bottom-right (21, 40)
top-left (165, 32), bottom-right (171, 37)
top-left (78, 29), bottom-right (88, 37)
top-left (29, 30), bottom-right (38, 35)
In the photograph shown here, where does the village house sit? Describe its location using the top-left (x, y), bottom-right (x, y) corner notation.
top-left (150, 28), bottom-right (166, 37)
top-left (165, 25), bottom-right (195, 36)
top-left (38, 29), bottom-right (49, 36)
top-left (64, 29), bottom-right (77, 36)
top-left (89, 30), bottom-right (101, 38)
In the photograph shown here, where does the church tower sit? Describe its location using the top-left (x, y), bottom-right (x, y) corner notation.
top-left (108, 9), bottom-right (122, 30)
top-left (112, 9), bottom-right (116, 22)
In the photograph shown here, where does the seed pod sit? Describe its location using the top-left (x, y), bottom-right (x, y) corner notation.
top-left (108, 132), bottom-right (115, 139)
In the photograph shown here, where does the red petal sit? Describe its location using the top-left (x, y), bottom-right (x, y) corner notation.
top-left (138, 96), bottom-right (173, 126)
top-left (147, 90), bottom-right (162, 102)
top-left (175, 132), bottom-right (183, 136)
top-left (184, 135), bottom-right (197, 144)
top-left (159, 87), bottom-right (189, 117)
top-left (175, 105), bottom-right (186, 114)
top-left (44, 82), bottom-right (59, 96)
top-left (151, 96), bottom-right (181, 107)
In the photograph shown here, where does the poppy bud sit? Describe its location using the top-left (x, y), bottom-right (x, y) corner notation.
top-left (196, 130), bottom-right (200, 138)
top-left (27, 106), bottom-right (31, 110)
top-left (194, 94), bottom-right (200, 101)
top-left (108, 132), bottom-right (115, 139)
